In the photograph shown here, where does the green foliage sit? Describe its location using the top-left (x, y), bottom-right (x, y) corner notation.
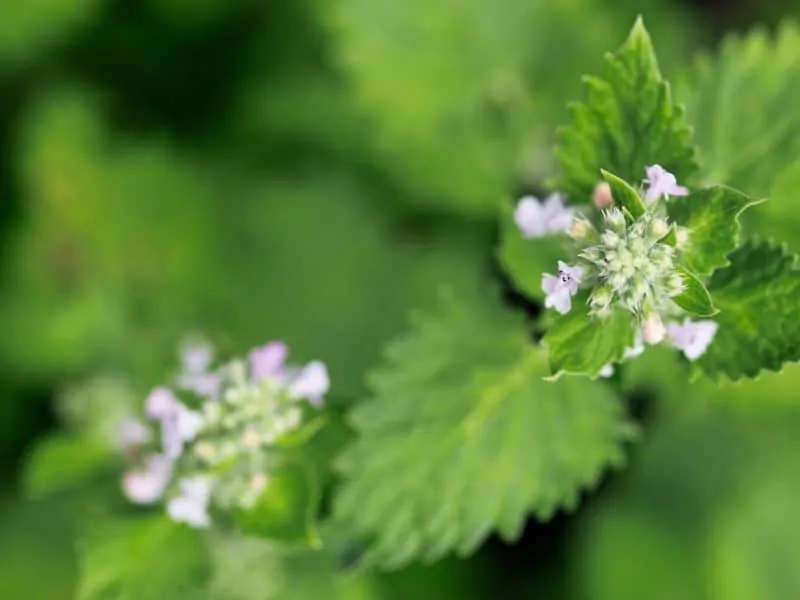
top-left (672, 266), bottom-right (717, 317)
top-left (0, 0), bottom-right (100, 63)
top-left (328, 1), bottom-right (699, 216)
top-left (233, 463), bottom-right (322, 546)
top-left (679, 21), bottom-right (800, 196)
top-left (554, 18), bottom-right (697, 203)
top-left (668, 186), bottom-right (764, 276)
top-left (496, 200), bottom-right (567, 301)
top-left (23, 435), bottom-right (113, 499)
top-left (695, 240), bottom-right (800, 381)
top-left (334, 289), bottom-right (635, 569)
top-left (542, 297), bottom-right (636, 378)
top-left (602, 169), bottom-right (646, 219)
top-left (77, 514), bottom-right (208, 600)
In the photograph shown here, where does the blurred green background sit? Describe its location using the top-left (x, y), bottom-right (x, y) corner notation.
top-left (1, 0), bottom-right (800, 598)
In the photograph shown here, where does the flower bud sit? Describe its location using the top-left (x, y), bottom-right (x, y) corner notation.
top-left (569, 217), bottom-right (591, 239)
top-left (649, 218), bottom-right (669, 239)
top-left (642, 314), bottom-right (666, 345)
top-left (675, 227), bottom-right (689, 249)
top-left (593, 181), bottom-right (613, 209)
top-left (604, 208), bottom-right (626, 231)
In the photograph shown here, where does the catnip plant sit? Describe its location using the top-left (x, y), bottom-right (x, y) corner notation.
top-left (21, 16), bottom-right (800, 598)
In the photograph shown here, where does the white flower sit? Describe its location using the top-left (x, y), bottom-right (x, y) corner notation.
top-left (624, 334), bottom-right (646, 359)
top-left (167, 476), bottom-right (213, 528)
top-left (599, 364), bottom-right (615, 378)
top-left (177, 341), bottom-right (221, 399)
top-left (642, 313), bottom-right (667, 344)
top-left (145, 386), bottom-right (203, 459)
top-left (667, 319), bottom-right (718, 360)
top-left (122, 453), bottom-right (173, 504)
top-left (287, 361), bottom-right (329, 406)
top-left (514, 193), bottom-right (574, 238)
top-left (644, 165), bottom-right (688, 203)
top-left (118, 417), bottom-right (151, 451)
top-left (541, 261), bottom-right (584, 314)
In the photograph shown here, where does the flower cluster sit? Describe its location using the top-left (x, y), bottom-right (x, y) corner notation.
top-left (120, 339), bottom-right (329, 528)
top-left (515, 164), bottom-right (718, 367)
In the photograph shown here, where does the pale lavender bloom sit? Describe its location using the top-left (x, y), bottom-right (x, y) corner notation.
top-left (541, 261), bottom-right (585, 314)
top-left (167, 476), bottom-right (213, 528)
top-left (177, 341), bottom-right (222, 399)
top-left (644, 165), bottom-right (688, 203)
top-left (287, 361), bottom-right (330, 406)
top-left (118, 417), bottom-right (152, 450)
top-left (160, 403), bottom-right (204, 460)
top-left (249, 341), bottom-right (288, 383)
top-left (146, 387), bottom-right (180, 420)
top-left (122, 453), bottom-right (173, 504)
top-left (667, 319), bottom-right (718, 360)
top-left (514, 193), bottom-right (574, 238)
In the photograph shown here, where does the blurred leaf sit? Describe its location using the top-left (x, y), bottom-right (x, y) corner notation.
top-left (543, 298), bottom-right (636, 378)
top-left (667, 186), bottom-right (763, 276)
top-left (695, 240), bottom-right (800, 381)
top-left (553, 18), bottom-right (697, 203)
top-left (329, 0), bottom-right (699, 215)
top-left (233, 463), bottom-right (321, 546)
top-left (678, 21), bottom-right (800, 196)
top-left (0, 495), bottom-right (78, 599)
top-left (334, 289), bottom-right (634, 569)
top-left (77, 514), bottom-right (208, 600)
top-left (0, 0), bottom-right (100, 63)
top-left (23, 434), bottom-right (114, 499)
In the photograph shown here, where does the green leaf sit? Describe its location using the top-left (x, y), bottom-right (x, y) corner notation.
top-left (672, 266), bottom-right (717, 317)
top-left (233, 462), bottom-right (322, 547)
top-left (77, 514), bottom-right (208, 600)
top-left (23, 434), bottom-right (114, 499)
top-left (678, 21), bottom-right (800, 197)
top-left (542, 296), bottom-right (636, 378)
top-left (334, 290), bottom-right (635, 569)
top-left (695, 241), bottom-right (800, 381)
top-left (668, 186), bottom-right (764, 276)
top-left (496, 200), bottom-right (568, 301)
top-left (554, 17), bottom-right (697, 203)
top-left (601, 170), bottom-right (646, 219)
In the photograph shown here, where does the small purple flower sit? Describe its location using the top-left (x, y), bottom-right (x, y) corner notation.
top-left (514, 193), bottom-right (575, 238)
top-left (145, 386), bottom-right (203, 459)
top-left (287, 361), bottom-right (330, 406)
top-left (667, 319), bottom-right (718, 360)
top-left (644, 165), bottom-right (688, 203)
top-left (122, 453), bottom-right (173, 504)
top-left (177, 341), bottom-right (222, 399)
top-left (541, 261), bottom-right (585, 314)
top-left (167, 476), bottom-right (212, 528)
top-left (249, 341), bottom-right (288, 383)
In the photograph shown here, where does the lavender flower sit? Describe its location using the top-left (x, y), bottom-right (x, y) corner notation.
top-left (514, 193), bottom-right (575, 238)
top-left (667, 319), bottom-right (718, 360)
top-left (541, 262), bottom-right (585, 314)
top-left (644, 165), bottom-right (688, 203)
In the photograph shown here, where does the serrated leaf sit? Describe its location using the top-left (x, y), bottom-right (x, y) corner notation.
top-left (694, 241), bottom-right (800, 381)
top-left (333, 290), bottom-right (635, 569)
top-left (554, 17), bottom-right (697, 203)
top-left (672, 266), bottom-right (717, 317)
top-left (77, 514), bottom-right (208, 600)
top-left (678, 21), bottom-right (800, 197)
top-left (496, 200), bottom-right (568, 301)
top-left (601, 170), bottom-right (646, 219)
top-left (542, 296), bottom-right (636, 378)
top-left (668, 186), bottom-right (764, 276)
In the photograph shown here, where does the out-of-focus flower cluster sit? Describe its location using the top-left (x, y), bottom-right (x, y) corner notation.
top-left (119, 339), bottom-right (329, 528)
